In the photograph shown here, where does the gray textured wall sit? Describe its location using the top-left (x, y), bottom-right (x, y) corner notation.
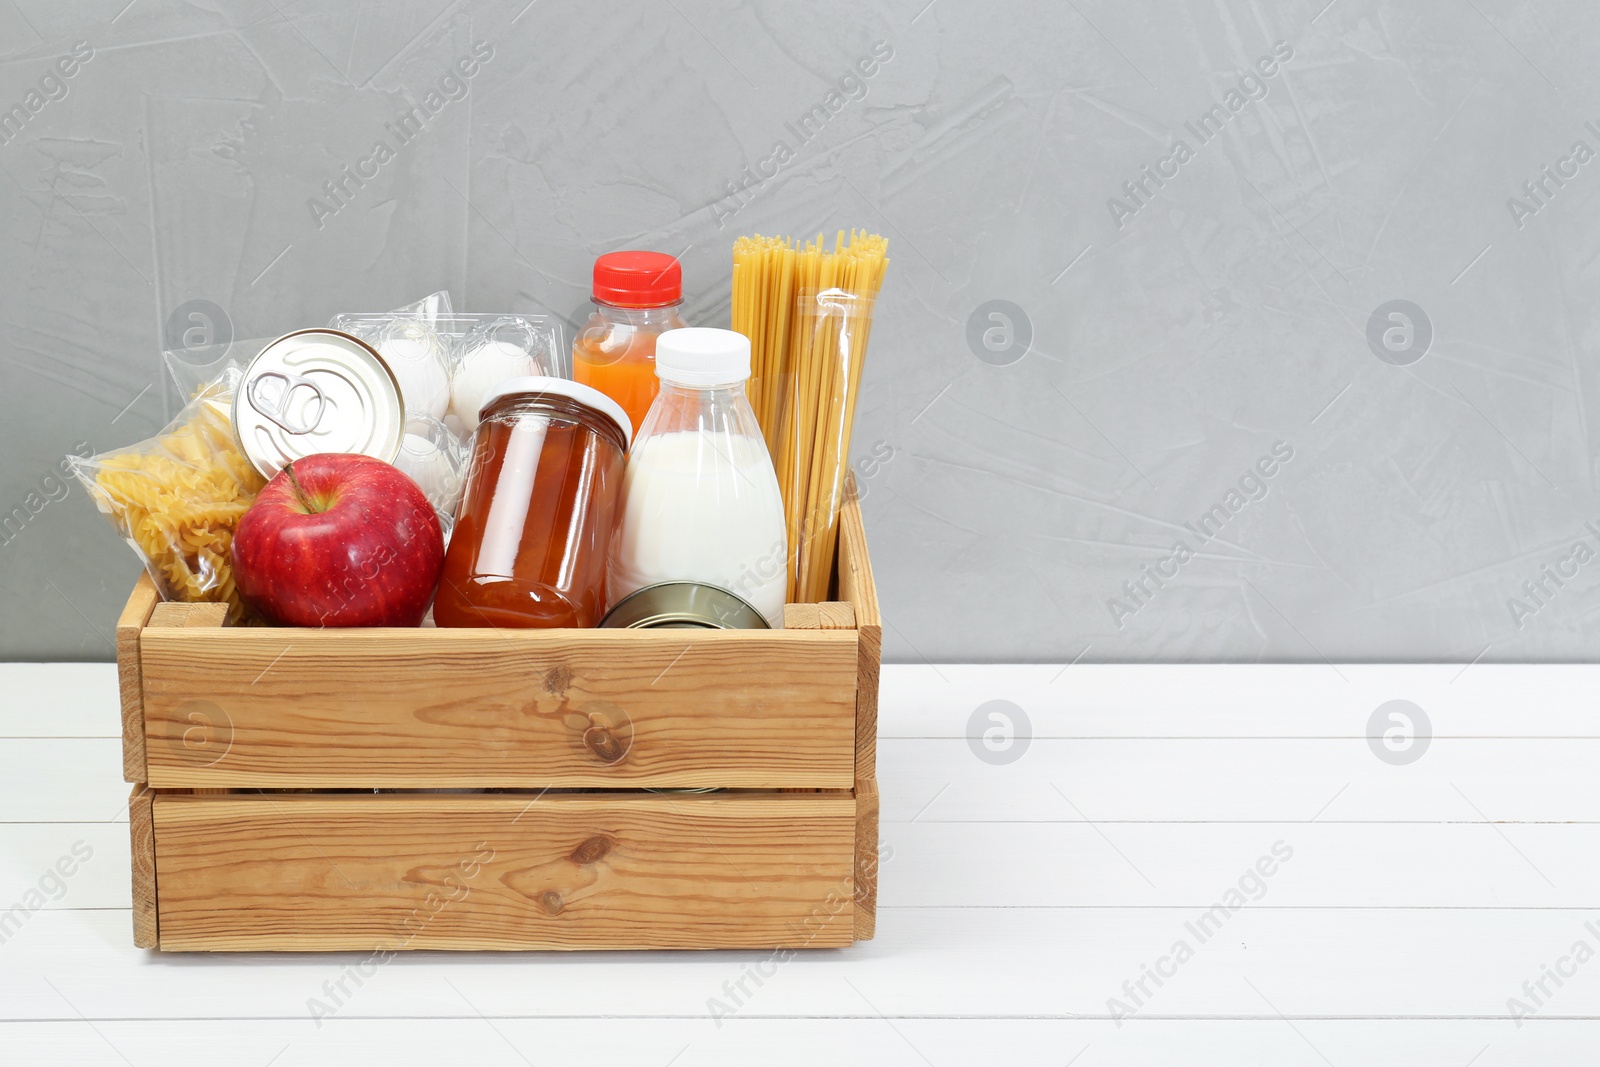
top-left (2, 0), bottom-right (1598, 664)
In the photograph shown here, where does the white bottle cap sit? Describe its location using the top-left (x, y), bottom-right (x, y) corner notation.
top-left (655, 327), bottom-right (751, 387)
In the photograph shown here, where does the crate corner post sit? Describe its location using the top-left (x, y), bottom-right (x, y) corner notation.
top-left (116, 574), bottom-right (160, 784)
top-left (128, 783), bottom-right (157, 949)
top-left (854, 778), bottom-right (879, 941)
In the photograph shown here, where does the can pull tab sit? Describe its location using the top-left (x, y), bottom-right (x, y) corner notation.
top-left (247, 371), bottom-right (327, 435)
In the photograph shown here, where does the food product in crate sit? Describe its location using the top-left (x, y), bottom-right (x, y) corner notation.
top-left (371, 317), bottom-right (452, 420)
top-left (234, 329), bottom-right (406, 479)
top-left (69, 372), bottom-right (265, 623)
top-left (326, 291), bottom-right (455, 423)
top-left (732, 231), bottom-right (888, 602)
top-left (573, 250), bottom-right (687, 436)
top-left (332, 306), bottom-right (566, 441)
top-left (433, 378), bottom-right (631, 629)
top-left (609, 328), bottom-right (787, 627)
top-left (449, 316), bottom-right (559, 434)
top-left (391, 414), bottom-right (468, 535)
top-left (231, 453), bottom-right (444, 627)
top-left (600, 581), bottom-right (769, 629)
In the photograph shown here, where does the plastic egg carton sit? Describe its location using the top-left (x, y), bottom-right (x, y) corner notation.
top-left (327, 311), bottom-right (567, 431)
top-left (327, 306), bottom-right (567, 533)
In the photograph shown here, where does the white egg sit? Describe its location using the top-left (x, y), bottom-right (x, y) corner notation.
top-left (451, 339), bottom-right (538, 434)
top-left (393, 431), bottom-right (465, 517)
top-left (379, 334), bottom-right (451, 420)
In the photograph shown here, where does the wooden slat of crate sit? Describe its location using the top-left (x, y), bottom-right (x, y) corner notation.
top-left (128, 784), bottom-right (157, 948)
top-left (140, 625), bottom-right (857, 790)
top-left (853, 778), bottom-right (879, 941)
top-left (151, 791), bottom-right (858, 951)
top-left (838, 479), bottom-right (881, 783)
top-left (116, 575), bottom-right (160, 784)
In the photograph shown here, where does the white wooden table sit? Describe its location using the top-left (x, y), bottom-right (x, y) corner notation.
top-left (2, 662), bottom-right (1595, 1064)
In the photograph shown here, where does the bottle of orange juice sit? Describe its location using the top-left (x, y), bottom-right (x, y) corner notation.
top-left (573, 251), bottom-right (687, 439)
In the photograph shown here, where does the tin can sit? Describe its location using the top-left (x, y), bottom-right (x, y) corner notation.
top-left (598, 581), bottom-right (770, 630)
top-left (234, 329), bottom-right (406, 479)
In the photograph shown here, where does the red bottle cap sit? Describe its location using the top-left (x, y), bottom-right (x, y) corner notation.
top-left (592, 251), bottom-right (682, 308)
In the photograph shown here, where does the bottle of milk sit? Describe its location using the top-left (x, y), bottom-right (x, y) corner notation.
top-left (609, 328), bottom-right (787, 627)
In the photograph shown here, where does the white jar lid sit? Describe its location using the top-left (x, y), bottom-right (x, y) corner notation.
top-left (655, 327), bottom-right (751, 386)
top-left (477, 375), bottom-right (633, 449)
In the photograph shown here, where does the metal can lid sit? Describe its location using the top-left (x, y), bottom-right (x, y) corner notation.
top-left (598, 582), bottom-right (770, 630)
top-left (234, 329), bottom-right (406, 479)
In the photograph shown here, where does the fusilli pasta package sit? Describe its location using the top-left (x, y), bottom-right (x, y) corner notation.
top-left (70, 369), bottom-right (265, 623)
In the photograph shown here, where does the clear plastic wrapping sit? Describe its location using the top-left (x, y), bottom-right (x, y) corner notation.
top-left (779, 288), bottom-right (878, 603)
top-left (329, 291), bottom-right (458, 423)
top-left (448, 315), bottom-right (565, 433)
top-left (391, 413), bottom-right (469, 537)
top-left (329, 297), bottom-right (564, 533)
top-left (328, 304), bottom-right (566, 442)
top-left (731, 232), bottom-right (888, 603)
top-left (69, 369), bottom-right (265, 623)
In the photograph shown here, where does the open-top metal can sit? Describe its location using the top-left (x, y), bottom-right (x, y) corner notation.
top-left (598, 581), bottom-right (770, 630)
top-left (234, 329), bottom-right (405, 479)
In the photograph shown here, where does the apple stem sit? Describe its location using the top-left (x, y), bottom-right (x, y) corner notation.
top-left (283, 461), bottom-right (319, 514)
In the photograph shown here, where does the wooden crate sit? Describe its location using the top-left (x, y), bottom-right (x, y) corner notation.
top-left (119, 487), bottom-right (881, 951)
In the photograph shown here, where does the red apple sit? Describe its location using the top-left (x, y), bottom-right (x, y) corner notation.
top-left (233, 453), bottom-right (444, 627)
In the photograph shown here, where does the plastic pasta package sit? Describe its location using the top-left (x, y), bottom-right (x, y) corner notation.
top-left (731, 231), bottom-right (889, 602)
top-left (69, 370), bottom-right (265, 623)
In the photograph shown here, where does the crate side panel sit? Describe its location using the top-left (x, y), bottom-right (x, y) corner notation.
top-left (151, 793), bottom-right (857, 951)
top-left (140, 628), bottom-right (857, 789)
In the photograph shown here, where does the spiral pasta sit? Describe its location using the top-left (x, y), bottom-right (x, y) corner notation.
top-left (77, 379), bottom-right (264, 623)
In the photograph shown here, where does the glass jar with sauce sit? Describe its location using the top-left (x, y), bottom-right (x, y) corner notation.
top-left (433, 377), bottom-right (632, 629)
top-left (572, 251), bottom-right (687, 436)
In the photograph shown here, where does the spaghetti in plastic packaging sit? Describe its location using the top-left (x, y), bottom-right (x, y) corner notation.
top-left (733, 231), bottom-right (888, 602)
top-left (785, 287), bottom-right (878, 603)
top-left (69, 368), bottom-right (265, 623)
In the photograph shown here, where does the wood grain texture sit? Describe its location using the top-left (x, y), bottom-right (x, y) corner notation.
top-left (783, 604), bottom-right (822, 630)
top-left (817, 602), bottom-right (856, 630)
top-left (128, 784), bottom-right (157, 949)
top-left (116, 575), bottom-right (160, 784)
top-left (838, 482), bottom-right (881, 783)
top-left (147, 602), bottom-right (228, 628)
top-left (140, 626), bottom-right (858, 789)
top-left (151, 792), bottom-right (857, 951)
top-left (853, 778), bottom-right (879, 942)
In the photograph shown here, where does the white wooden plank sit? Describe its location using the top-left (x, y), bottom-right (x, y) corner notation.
top-left (0, 824), bottom-right (124, 910)
top-left (2, 1018), bottom-right (1593, 1067)
top-left (878, 664), bottom-right (1600, 737)
top-left (6, 908), bottom-right (1600, 1021)
top-left (880, 737), bottom-right (1600, 822)
top-left (878, 822), bottom-right (1596, 908)
top-left (0, 740), bottom-right (128, 823)
top-left (0, 664), bottom-right (120, 737)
